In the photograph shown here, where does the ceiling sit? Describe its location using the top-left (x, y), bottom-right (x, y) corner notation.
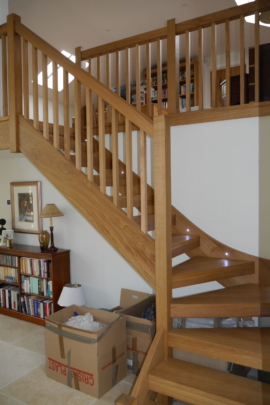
top-left (8, 0), bottom-right (238, 54)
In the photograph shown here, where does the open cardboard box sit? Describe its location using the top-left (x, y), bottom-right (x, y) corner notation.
top-left (45, 305), bottom-right (126, 398)
top-left (110, 289), bottom-right (156, 375)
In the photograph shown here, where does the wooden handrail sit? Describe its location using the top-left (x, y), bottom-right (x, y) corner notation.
top-left (0, 23), bottom-right (7, 35)
top-left (14, 20), bottom-right (154, 137)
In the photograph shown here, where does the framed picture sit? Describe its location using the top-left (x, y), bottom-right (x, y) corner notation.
top-left (1, 230), bottom-right (14, 246)
top-left (10, 181), bottom-right (42, 234)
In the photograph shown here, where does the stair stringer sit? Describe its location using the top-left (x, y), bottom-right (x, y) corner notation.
top-left (0, 117), bottom-right (9, 150)
top-left (18, 115), bottom-right (156, 288)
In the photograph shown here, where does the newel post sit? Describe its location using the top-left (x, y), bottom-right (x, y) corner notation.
top-left (167, 19), bottom-right (179, 115)
top-left (7, 13), bottom-right (22, 152)
top-left (154, 114), bottom-right (172, 355)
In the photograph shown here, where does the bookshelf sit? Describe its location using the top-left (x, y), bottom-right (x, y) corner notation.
top-left (142, 60), bottom-right (199, 110)
top-left (0, 244), bottom-right (70, 326)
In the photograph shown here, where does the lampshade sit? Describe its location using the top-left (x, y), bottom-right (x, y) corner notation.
top-left (39, 204), bottom-right (64, 218)
top-left (58, 284), bottom-right (86, 307)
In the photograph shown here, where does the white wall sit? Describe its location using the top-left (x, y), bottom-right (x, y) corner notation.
top-left (0, 150), bottom-right (153, 309)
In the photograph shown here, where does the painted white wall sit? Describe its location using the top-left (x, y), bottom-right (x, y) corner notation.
top-left (0, 150), bottom-right (153, 309)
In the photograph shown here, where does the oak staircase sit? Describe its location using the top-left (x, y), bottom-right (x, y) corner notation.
top-left (1, 5), bottom-right (270, 405)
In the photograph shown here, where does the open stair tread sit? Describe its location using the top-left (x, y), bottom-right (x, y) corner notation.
top-left (134, 214), bottom-right (176, 231)
top-left (168, 327), bottom-right (270, 372)
top-left (148, 358), bottom-right (270, 405)
top-left (172, 256), bottom-right (255, 288)
top-left (172, 234), bottom-right (200, 258)
top-left (171, 284), bottom-right (270, 318)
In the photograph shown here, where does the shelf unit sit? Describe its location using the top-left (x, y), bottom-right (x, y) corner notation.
top-left (0, 244), bottom-right (70, 326)
top-left (142, 60), bottom-right (199, 109)
top-left (248, 43), bottom-right (270, 103)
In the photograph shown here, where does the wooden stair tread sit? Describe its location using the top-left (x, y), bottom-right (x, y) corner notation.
top-left (172, 234), bottom-right (200, 258)
top-left (171, 284), bottom-right (270, 318)
top-left (108, 194), bottom-right (154, 209)
top-left (172, 256), bottom-right (255, 288)
top-left (168, 327), bottom-right (270, 372)
top-left (134, 214), bottom-right (176, 231)
top-left (149, 358), bottom-right (270, 405)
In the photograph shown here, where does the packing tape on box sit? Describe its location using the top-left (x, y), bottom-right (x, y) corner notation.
top-left (126, 321), bottom-right (155, 340)
top-left (46, 315), bottom-right (123, 358)
top-left (132, 337), bottom-right (139, 375)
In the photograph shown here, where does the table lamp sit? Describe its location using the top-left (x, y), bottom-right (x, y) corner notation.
top-left (58, 284), bottom-right (86, 307)
top-left (39, 204), bottom-right (63, 252)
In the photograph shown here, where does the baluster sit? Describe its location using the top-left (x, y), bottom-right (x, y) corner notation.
top-left (75, 47), bottom-right (82, 170)
top-left (198, 27), bottom-right (204, 110)
top-left (86, 87), bottom-right (94, 182)
top-left (167, 19), bottom-right (178, 114)
top-left (240, 15), bottom-right (245, 105)
top-left (136, 44), bottom-right (141, 112)
top-left (185, 30), bottom-right (191, 112)
top-left (42, 53), bottom-right (49, 140)
top-left (97, 55), bottom-right (100, 82)
top-left (146, 42), bottom-right (152, 117)
top-left (1, 34), bottom-right (8, 116)
top-left (63, 69), bottom-right (70, 160)
top-left (32, 45), bottom-right (39, 130)
top-left (254, 11), bottom-right (260, 103)
top-left (225, 19), bottom-right (231, 107)
top-left (98, 96), bottom-right (106, 194)
top-left (106, 53), bottom-right (112, 123)
top-left (116, 50), bottom-right (120, 96)
top-left (53, 61), bottom-right (59, 149)
top-left (22, 39), bottom-right (29, 120)
top-left (157, 38), bottom-right (162, 115)
top-left (126, 47), bottom-right (131, 105)
top-left (211, 23), bottom-right (217, 108)
top-left (125, 118), bottom-right (133, 219)
top-left (140, 130), bottom-right (148, 233)
top-left (112, 107), bottom-right (120, 207)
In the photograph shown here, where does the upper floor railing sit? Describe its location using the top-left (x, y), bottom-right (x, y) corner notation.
top-left (77, 0), bottom-right (270, 117)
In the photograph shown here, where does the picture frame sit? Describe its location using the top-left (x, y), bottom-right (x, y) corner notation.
top-left (1, 230), bottom-right (14, 246)
top-left (10, 181), bottom-right (42, 234)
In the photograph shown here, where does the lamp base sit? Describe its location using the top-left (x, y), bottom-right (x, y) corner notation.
top-left (48, 226), bottom-right (58, 253)
top-left (47, 245), bottom-right (58, 253)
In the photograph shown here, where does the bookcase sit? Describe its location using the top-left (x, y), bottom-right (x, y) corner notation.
top-left (141, 60), bottom-right (199, 110)
top-left (248, 43), bottom-right (270, 102)
top-left (0, 244), bottom-right (70, 326)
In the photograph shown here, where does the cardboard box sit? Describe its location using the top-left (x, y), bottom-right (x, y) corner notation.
top-left (110, 289), bottom-right (156, 375)
top-left (45, 305), bottom-right (127, 398)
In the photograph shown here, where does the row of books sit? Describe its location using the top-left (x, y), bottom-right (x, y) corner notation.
top-left (0, 284), bottom-right (19, 310)
top-left (0, 254), bottom-right (18, 267)
top-left (179, 97), bottom-right (195, 109)
top-left (20, 257), bottom-right (51, 278)
top-left (180, 83), bottom-right (194, 95)
top-left (0, 266), bottom-right (18, 283)
top-left (21, 295), bottom-right (54, 318)
top-left (21, 275), bottom-right (52, 297)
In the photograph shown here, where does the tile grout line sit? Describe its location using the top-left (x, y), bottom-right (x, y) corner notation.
top-left (0, 362), bottom-right (46, 390)
top-left (0, 391), bottom-right (27, 404)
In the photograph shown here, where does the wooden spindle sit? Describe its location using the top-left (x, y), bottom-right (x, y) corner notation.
top-left (1, 34), bottom-right (8, 116)
top-left (126, 47), bottom-right (131, 105)
top-left (185, 30), bottom-right (191, 112)
top-left (254, 11), bottom-right (260, 103)
top-left (136, 44), bottom-right (141, 112)
top-left (22, 39), bottom-right (29, 120)
top-left (140, 130), bottom-right (148, 233)
top-left (32, 45), bottom-right (39, 130)
top-left (211, 23), bottom-right (217, 108)
top-left (98, 96), bottom-right (106, 194)
top-left (75, 47), bottom-right (82, 170)
top-left (146, 42), bottom-right (152, 117)
top-left (53, 61), bottom-right (59, 149)
top-left (225, 19), bottom-right (231, 107)
top-left (42, 53), bottom-right (49, 140)
top-left (116, 50), bottom-right (120, 96)
top-left (97, 55), bottom-right (100, 82)
top-left (86, 88), bottom-right (94, 182)
top-left (157, 38), bottom-right (162, 115)
top-left (87, 58), bottom-right (91, 74)
top-left (63, 69), bottom-right (70, 160)
top-left (198, 27), bottom-right (204, 110)
top-left (167, 19), bottom-right (178, 114)
top-left (112, 107), bottom-right (120, 207)
top-left (240, 15), bottom-right (245, 105)
top-left (125, 117), bottom-right (133, 219)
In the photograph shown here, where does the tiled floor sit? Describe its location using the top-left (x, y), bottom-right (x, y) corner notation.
top-left (0, 314), bottom-right (135, 405)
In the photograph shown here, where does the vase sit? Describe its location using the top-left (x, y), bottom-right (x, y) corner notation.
top-left (38, 230), bottom-right (50, 251)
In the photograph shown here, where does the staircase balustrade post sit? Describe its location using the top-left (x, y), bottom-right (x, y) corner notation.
top-left (74, 46), bottom-right (82, 170)
top-left (7, 13), bottom-right (22, 153)
top-left (167, 19), bottom-right (179, 115)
